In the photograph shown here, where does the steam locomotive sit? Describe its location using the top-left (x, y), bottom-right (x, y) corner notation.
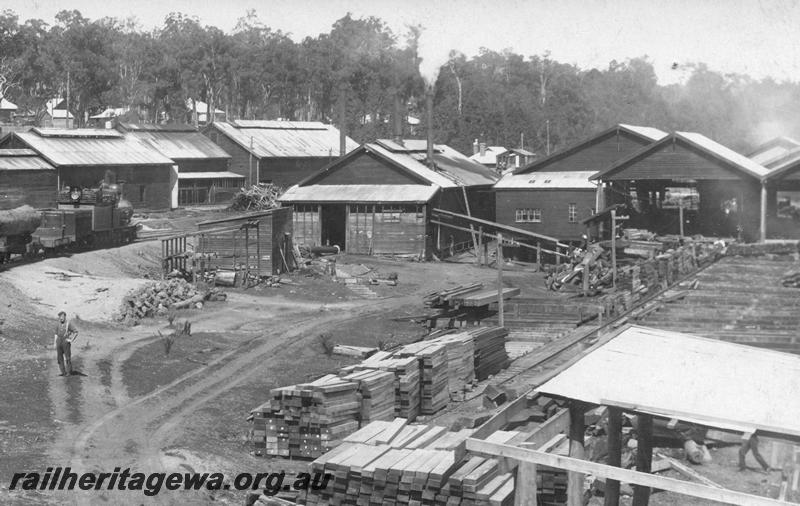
top-left (0, 183), bottom-right (137, 262)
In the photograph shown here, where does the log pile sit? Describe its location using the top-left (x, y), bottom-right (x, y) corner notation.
top-left (297, 419), bottom-right (514, 506)
top-left (117, 279), bottom-right (227, 324)
top-left (251, 374), bottom-right (361, 459)
top-left (229, 183), bottom-right (283, 211)
top-left (0, 205), bottom-right (41, 236)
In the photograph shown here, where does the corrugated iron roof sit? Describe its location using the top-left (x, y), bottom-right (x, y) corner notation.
top-left (119, 123), bottom-right (197, 132)
top-left (177, 171), bottom-right (244, 180)
top-left (494, 170), bottom-right (597, 189)
top-left (0, 150), bottom-right (54, 170)
top-left (676, 132), bottom-right (770, 178)
top-left (537, 325), bottom-right (800, 437)
top-left (618, 124), bottom-right (669, 142)
top-left (125, 129), bottom-right (231, 160)
top-left (15, 129), bottom-right (175, 166)
top-left (211, 121), bottom-right (358, 158)
top-left (748, 136), bottom-right (800, 163)
top-left (280, 184), bottom-right (438, 204)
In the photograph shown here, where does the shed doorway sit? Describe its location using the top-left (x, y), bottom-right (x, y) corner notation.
top-left (321, 204), bottom-right (346, 250)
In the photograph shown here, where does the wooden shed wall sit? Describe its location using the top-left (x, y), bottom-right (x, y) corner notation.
top-left (292, 205), bottom-right (322, 247)
top-left (524, 131), bottom-right (650, 173)
top-left (495, 188), bottom-right (596, 242)
top-left (346, 204), bottom-right (426, 255)
top-left (203, 130), bottom-right (255, 185)
top-left (261, 158), bottom-right (336, 189)
top-left (58, 165), bottom-right (173, 210)
top-left (176, 158), bottom-right (229, 173)
top-left (197, 207), bottom-right (293, 275)
top-left (0, 169), bottom-right (57, 210)
top-left (604, 143), bottom-right (749, 181)
top-left (309, 151), bottom-right (420, 185)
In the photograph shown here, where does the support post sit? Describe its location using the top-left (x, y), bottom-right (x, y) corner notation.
top-left (476, 226), bottom-right (483, 266)
top-left (568, 402), bottom-right (586, 506)
top-left (632, 414), bottom-right (654, 506)
top-left (679, 202), bottom-right (684, 238)
top-left (556, 246), bottom-right (561, 266)
top-left (483, 236), bottom-right (489, 267)
top-left (611, 210), bottom-right (617, 288)
top-left (760, 181), bottom-right (767, 243)
top-left (536, 241), bottom-right (541, 271)
top-left (604, 407), bottom-right (623, 506)
top-left (515, 460), bottom-right (538, 506)
top-left (497, 233), bottom-right (504, 328)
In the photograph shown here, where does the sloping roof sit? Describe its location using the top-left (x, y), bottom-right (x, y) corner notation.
top-left (514, 124), bottom-right (668, 175)
top-left (469, 146), bottom-right (507, 165)
top-left (280, 184), bottom-right (438, 204)
top-left (494, 170), bottom-right (597, 189)
top-left (537, 325), bottom-right (800, 437)
top-left (0, 148), bottom-right (54, 170)
top-left (46, 98), bottom-right (73, 119)
top-left (209, 120), bottom-right (358, 158)
top-left (591, 132), bottom-right (770, 181)
top-left (761, 150), bottom-right (800, 181)
top-left (748, 136), bottom-right (800, 165)
top-left (186, 99), bottom-right (224, 115)
top-left (177, 171), bottom-right (244, 180)
top-left (12, 128), bottom-right (174, 167)
top-left (0, 98), bottom-right (18, 110)
top-left (119, 124), bottom-right (230, 160)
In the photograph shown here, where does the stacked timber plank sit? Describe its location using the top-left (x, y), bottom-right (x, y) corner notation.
top-left (251, 375), bottom-right (360, 459)
top-left (355, 355), bottom-right (422, 421)
top-left (423, 283), bottom-right (484, 308)
top-left (431, 332), bottom-right (476, 395)
top-left (466, 326), bottom-right (510, 381)
top-left (341, 369), bottom-right (396, 423)
top-left (299, 418), bottom-right (515, 506)
top-left (395, 341), bottom-right (450, 414)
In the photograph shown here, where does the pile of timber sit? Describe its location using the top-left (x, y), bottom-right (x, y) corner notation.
top-left (423, 283), bottom-right (483, 308)
top-left (395, 341), bottom-right (450, 414)
top-left (427, 331), bottom-right (475, 395)
top-left (726, 240), bottom-right (799, 257)
top-left (0, 205), bottom-right (41, 237)
top-left (467, 326), bottom-right (510, 381)
top-left (297, 418), bottom-right (514, 506)
top-left (251, 375), bottom-right (361, 459)
top-left (341, 369), bottom-right (396, 424)
top-left (117, 279), bottom-right (227, 325)
top-left (354, 354), bottom-right (422, 421)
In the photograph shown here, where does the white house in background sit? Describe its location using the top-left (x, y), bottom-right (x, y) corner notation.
top-left (43, 98), bottom-right (74, 128)
top-left (469, 140), bottom-right (536, 175)
top-left (0, 97), bottom-right (18, 123)
top-left (186, 99), bottom-right (225, 125)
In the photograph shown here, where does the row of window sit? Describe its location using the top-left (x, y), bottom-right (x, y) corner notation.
top-left (516, 204), bottom-right (583, 223)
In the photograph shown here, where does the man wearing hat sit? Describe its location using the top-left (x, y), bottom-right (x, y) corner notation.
top-left (54, 311), bottom-right (78, 376)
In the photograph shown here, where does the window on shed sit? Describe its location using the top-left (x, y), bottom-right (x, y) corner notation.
top-left (568, 203), bottom-right (577, 223)
top-left (380, 206), bottom-right (402, 223)
top-left (515, 208), bottom-right (541, 223)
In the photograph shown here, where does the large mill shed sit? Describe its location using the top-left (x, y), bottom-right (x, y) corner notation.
top-left (0, 128), bottom-right (176, 210)
top-left (204, 120), bottom-right (358, 188)
top-left (279, 139), bottom-right (498, 257)
top-left (494, 124), bottom-right (667, 243)
top-left (117, 123), bottom-right (243, 207)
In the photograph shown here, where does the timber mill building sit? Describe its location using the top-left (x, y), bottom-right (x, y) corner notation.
top-left (279, 139), bottom-right (498, 257)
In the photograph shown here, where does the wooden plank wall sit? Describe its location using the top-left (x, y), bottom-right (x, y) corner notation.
top-left (0, 170), bottom-right (58, 210)
top-left (347, 205), bottom-right (374, 254)
top-left (270, 207), bottom-right (293, 273)
top-left (292, 205), bottom-right (321, 248)
top-left (371, 205), bottom-right (426, 255)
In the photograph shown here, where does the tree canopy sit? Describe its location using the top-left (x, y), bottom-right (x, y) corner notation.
top-left (1, 8), bottom-right (799, 154)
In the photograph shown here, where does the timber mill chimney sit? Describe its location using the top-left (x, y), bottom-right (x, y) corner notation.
top-left (426, 87), bottom-right (434, 170)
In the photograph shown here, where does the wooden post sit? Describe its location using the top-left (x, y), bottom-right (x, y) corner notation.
top-left (760, 181), bottom-right (767, 243)
top-left (477, 226), bottom-right (483, 266)
top-left (604, 407), bottom-right (623, 506)
top-left (679, 202), bottom-right (684, 238)
top-left (611, 210), bottom-right (617, 288)
top-left (568, 402), bottom-right (586, 506)
top-left (556, 246), bottom-right (561, 266)
top-left (497, 233), bottom-right (505, 328)
top-left (536, 241), bottom-right (541, 271)
top-left (484, 235), bottom-right (489, 267)
top-left (632, 414), bottom-right (654, 506)
top-left (515, 460), bottom-right (538, 506)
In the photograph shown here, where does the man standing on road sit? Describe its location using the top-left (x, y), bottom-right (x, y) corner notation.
top-left (54, 311), bottom-right (78, 376)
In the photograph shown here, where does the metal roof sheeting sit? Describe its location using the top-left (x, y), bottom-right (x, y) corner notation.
top-left (15, 129), bottom-right (175, 166)
top-left (618, 124), bottom-right (669, 142)
top-left (178, 171), bottom-right (244, 180)
top-left (537, 325), bottom-right (800, 437)
top-left (676, 132), bottom-right (770, 179)
top-left (211, 121), bottom-right (358, 158)
top-left (280, 184), bottom-right (438, 204)
top-left (126, 130), bottom-right (231, 160)
top-left (0, 153), bottom-right (54, 170)
top-left (494, 171), bottom-right (597, 189)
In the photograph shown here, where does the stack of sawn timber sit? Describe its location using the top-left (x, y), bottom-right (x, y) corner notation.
top-left (251, 375), bottom-right (361, 459)
top-left (428, 331), bottom-right (475, 396)
top-left (467, 327), bottom-right (511, 381)
top-left (350, 353), bottom-right (422, 420)
top-left (341, 369), bottom-right (396, 423)
top-left (297, 418), bottom-right (515, 506)
top-left (423, 283), bottom-right (484, 308)
top-left (395, 341), bottom-right (450, 414)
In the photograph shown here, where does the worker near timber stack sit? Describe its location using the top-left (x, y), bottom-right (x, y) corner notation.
top-left (739, 433), bottom-right (773, 473)
top-left (54, 311), bottom-right (78, 376)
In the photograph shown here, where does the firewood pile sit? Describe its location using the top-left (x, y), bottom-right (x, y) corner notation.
top-left (229, 183), bottom-right (283, 211)
top-left (118, 279), bottom-right (227, 325)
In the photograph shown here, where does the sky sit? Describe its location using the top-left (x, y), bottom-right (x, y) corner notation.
top-left (6, 0), bottom-right (800, 85)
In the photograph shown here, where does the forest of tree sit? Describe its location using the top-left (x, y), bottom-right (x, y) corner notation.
top-left (2, 8), bottom-right (800, 156)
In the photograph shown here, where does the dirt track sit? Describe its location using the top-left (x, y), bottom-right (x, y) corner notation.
top-left (0, 241), bottom-right (508, 505)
